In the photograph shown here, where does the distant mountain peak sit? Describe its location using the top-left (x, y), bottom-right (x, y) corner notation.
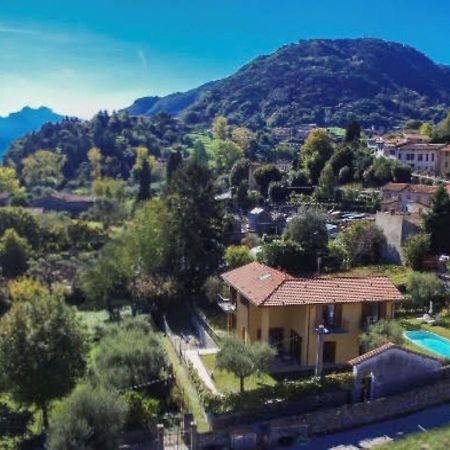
top-left (0, 106), bottom-right (64, 157)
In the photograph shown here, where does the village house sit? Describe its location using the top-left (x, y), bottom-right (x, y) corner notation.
top-left (377, 139), bottom-right (450, 175)
top-left (380, 182), bottom-right (450, 214)
top-left (221, 262), bottom-right (403, 368)
top-left (31, 192), bottom-right (95, 216)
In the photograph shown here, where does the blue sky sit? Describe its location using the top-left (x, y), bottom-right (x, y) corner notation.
top-left (1, 0), bottom-right (450, 118)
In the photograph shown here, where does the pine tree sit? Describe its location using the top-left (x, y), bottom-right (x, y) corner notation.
top-left (137, 158), bottom-right (151, 202)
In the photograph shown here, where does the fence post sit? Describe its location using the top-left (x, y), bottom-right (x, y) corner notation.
top-left (157, 423), bottom-right (164, 450)
top-left (190, 421), bottom-right (198, 450)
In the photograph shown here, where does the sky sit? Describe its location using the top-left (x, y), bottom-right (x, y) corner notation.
top-left (2, 0), bottom-right (450, 119)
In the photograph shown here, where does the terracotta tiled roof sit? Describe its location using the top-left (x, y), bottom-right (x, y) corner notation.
top-left (50, 192), bottom-right (95, 203)
top-left (221, 262), bottom-right (290, 306)
top-left (348, 342), bottom-right (443, 366)
top-left (222, 263), bottom-right (403, 307)
top-left (396, 142), bottom-right (445, 151)
top-left (382, 182), bottom-right (450, 196)
top-left (382, 183), bottom-right (409, 192)
top-left (264, 276), bottom-right (403, 306)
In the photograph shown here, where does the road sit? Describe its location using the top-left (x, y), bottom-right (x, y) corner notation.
top-left (282, 402), bottom-right (450, 449)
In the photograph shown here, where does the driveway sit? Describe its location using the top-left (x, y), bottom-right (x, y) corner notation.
top-left (281, 402), bottom-right (450, 449)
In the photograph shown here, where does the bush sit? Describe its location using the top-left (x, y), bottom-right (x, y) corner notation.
top-left (402, 233), bottom-right (431, 270)
top-left (224, 245), bottom-right (254, 270)
top-left (359, 319), bottom-right (404, 352)
top-left (406, 272), bottom-right (446, 310)
top-left (203, 276), bottom-right (226, 304)
top-left (47, 383), bottom-right (127, 450)
top-left (91, 321), bottom-right (167, 389)
top-left (203, 372), bottom-right (353, 414)
top-left (122, 391), bottom-right (159, 428)
top-left (338, 221), bottom-right (386, 266)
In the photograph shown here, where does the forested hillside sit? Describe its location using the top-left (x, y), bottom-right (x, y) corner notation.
top-left (4, 111), bottom-right (186, 184)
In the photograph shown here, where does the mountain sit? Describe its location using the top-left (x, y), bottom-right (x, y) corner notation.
top-left (0, 106), bottom-right (64, 157)
top-left (127, 38), bottom-right (450, 129)
top-left (125, 81), bottom-right (217, 117)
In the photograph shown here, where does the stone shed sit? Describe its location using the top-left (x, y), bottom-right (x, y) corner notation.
top-left (349, 342), bottom-right (442, 402)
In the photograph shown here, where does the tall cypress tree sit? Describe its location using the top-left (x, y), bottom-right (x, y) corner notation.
top-left (137, 158), bottom-right (151, 202)
top-left (424, 185), bottom-right (450, 253)
top-left (166, 149), bottom-right (183, 183)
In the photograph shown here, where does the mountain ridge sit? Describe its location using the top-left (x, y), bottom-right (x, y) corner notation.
top-left (125, 38), bottom-right (450, 129)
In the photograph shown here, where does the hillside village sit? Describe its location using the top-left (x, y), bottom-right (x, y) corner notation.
top-left (1, 104), bottom-right (450, 449)
top-left (3, 28), bottom-right (450, 450)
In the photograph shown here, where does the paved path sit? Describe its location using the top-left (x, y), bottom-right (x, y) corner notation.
top-left (281, 402), bottom-right (450, 449)
top-left (184, 348), bottom-right (219, 395)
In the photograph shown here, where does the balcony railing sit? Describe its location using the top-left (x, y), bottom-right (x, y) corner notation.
top-left (314, 318), bottom-right (349, 334)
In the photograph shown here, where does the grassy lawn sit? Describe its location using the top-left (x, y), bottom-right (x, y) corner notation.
top-left (161, 336), bottom-right (209, 432)
top-left (201, 354), bottom-right (276, 394)
top-left (331, 265), bottom-right (413, 288)
top-left (379, 425), bottom-right (450, 449)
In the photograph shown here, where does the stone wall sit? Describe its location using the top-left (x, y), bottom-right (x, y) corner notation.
top-left (272, 377), bottom-right (450, 436)
top-left (193, 376), bottom-right (450, 449)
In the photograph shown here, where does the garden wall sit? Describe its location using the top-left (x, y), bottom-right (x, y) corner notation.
top-left (193, 375), bottom-right (450, 449)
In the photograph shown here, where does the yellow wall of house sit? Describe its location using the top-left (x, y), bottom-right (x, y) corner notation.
top-left (231, 287), bottom-right (397, 366)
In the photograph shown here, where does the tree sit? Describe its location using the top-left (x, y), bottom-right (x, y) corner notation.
top-left (87, 147), bottom-right (102, 180)
top-left (0, 167), bottom-right (23, 194)
top-left (0, 207), bottom-right (40, 248)
top-left (22, 150), bottom-right (65, 188)
top-left (301, 129), bottom-right (334, 184)
top-left (338, 221), bottom-right (386, 266)
top-left (268, 181), bottom-right (289, 204)
top-left (210, 139), bottom-right (243, 172)
top-left (424, 185), bottom-right (450, 253)
top-left (166, 149), bottom-right (183, 182)
top-left (224, 245), bottom-right (254, 270)
top-left (231, 127), bottom-right (255, 151)
top-left (406, 272), bottom-right (445, 310)
top-left (92, 177), bottom-right (126, 202)
top-left (212, 116), bottom-right (229, 140)
top-left (258, 240), bottom-right (315, 273)
top-left (0, 229), bottom-right (30, 278)
top-left (190, 140), bottom-right (208, 166)
top-left (315, 163), bottom-right (337, 201)
top-left (216, 335), bottom-right (275, 392)
top-left (419, 122), bottom-right (433, 137)
top-left (402, 233), bottom-right (431, 270)
top-left (92, 323), bottom-right (167, 389)
top-left (284, 208), bottom-right (328, 256)
top-left (137, 157), bottom-right (152, 202)
top-left (47, 383), bottom-right (127, 450)
top-left (253, 164), bottom-right (282, 196)
top-left (359, 320), bottom-right (404, 352)
top-left (392, 163), bottom-right (412, 183)
top-left (0, 293), bottom-right (87, 427)
top-left (167, 162), bottom-right (224, 293)
top-left (7, 277), bottom-right (48, 302)
top-left (433, 111), bottom-right (450, 142)
top-left (229, 159), bottom-right (250, 188)
top-left (345, 120), bottom-right (361, 143)
top-left (203, 276), bottom-right (226, 303)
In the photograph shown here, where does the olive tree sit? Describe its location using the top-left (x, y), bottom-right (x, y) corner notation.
top-left (216, 335), bottom-right (276, 393)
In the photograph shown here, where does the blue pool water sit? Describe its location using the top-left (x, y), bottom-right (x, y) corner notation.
top-left (404, 330), bottom-right (450, 358)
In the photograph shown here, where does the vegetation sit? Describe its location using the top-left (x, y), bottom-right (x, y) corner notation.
top-left (224, 245), bottom-right (254, 270)
top-left (47, 383), bottom-right (127, 450)
top-left (216, 335), bottom-right (276, 393)
top-left (185, 39), bottom-right (450, 128)
top-left (0, 290), bottom-right (87, 427)
top-left (359, 320), bottom-right (404, 352)
top-left (424, 185), bottom-right (450, 254)
top-left (405, 272), bottom-right (446, 310)
top-left (402, 233), bottom-right (431, 270)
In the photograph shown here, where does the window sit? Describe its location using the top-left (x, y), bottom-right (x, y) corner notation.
top-left (257, 329), bottom-right (261, 340)
top-left (323, 341), bottom-right (336, 364)
top-left (431, 153), bottom-right (435, 162)
top-left (406, 153), bottom-right (414, 161)
top-left (398, 154), bottom-right (402, 160)
top-left (426, 154), bottom-right (429, 161)
top-left (418, 154), bottom-right (423, 161)
top-left (389, 150), bottom-right (396, 156)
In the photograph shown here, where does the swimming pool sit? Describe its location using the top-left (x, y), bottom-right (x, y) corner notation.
top-left (404, 330), bottom-right (450, 358)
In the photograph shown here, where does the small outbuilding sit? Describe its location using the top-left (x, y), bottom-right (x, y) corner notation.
top-left (349, 342), bottom-right (443, 402)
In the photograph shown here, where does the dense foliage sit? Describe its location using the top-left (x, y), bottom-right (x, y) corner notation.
top-left (184, 39), bottom-right (450, 128)
top-left (5, 111), bottom-right (185, 186)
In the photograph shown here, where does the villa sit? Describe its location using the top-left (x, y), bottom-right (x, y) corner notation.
top-left (221, 262), bottom-right (403, 368)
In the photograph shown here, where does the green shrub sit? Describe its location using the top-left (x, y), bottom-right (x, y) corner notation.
top-left (122, 391), bottom-right (159, 428)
